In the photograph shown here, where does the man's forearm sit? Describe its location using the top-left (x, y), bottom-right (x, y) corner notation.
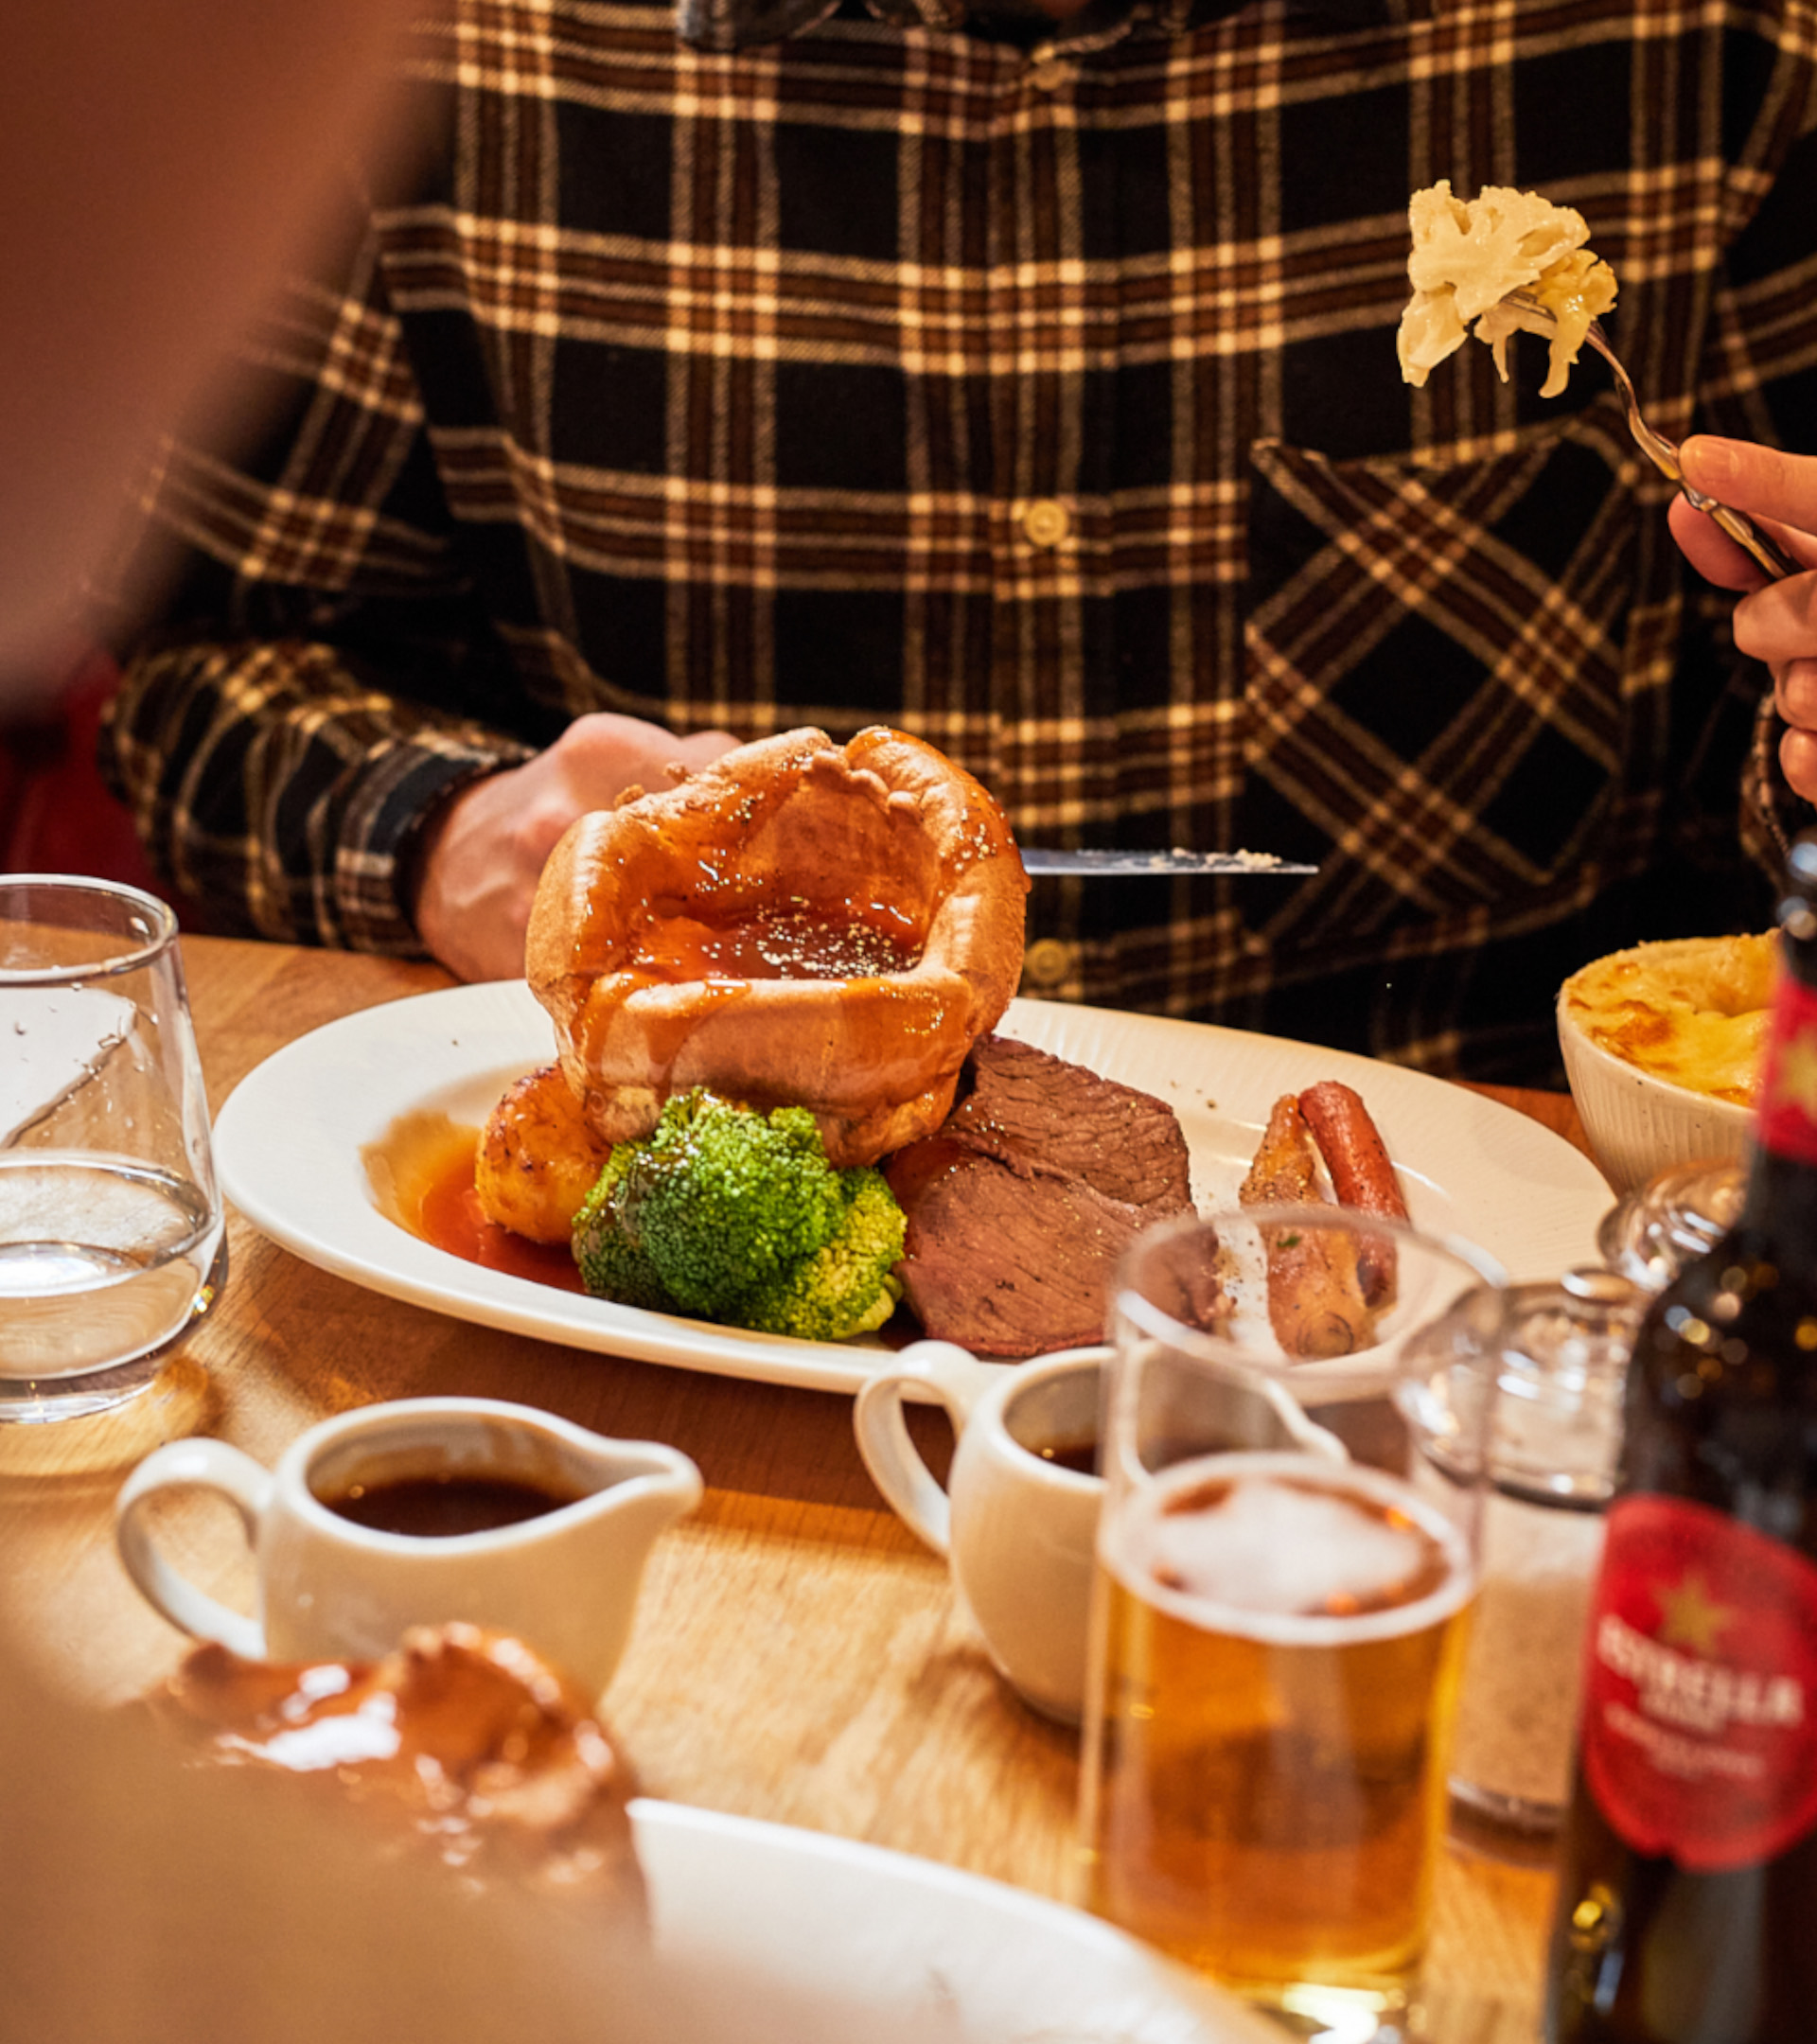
top-left (103, 637), bottom-right (527, 953)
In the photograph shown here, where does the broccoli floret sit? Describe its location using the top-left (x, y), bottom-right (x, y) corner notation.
top-left (569, 1089), bottom-right (908, 1343)
top-left (736, 1168), bottom-right (908, 1342)
top-left (627, 1090), bottom-right (851, 1314)
top-left (572, 1148), bottom-right (679, 1313)
top-left (578, 1089), bottom-right (849, 1317)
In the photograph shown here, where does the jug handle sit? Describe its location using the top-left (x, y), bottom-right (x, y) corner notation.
top-left (115, 1437), bottom-right (272, 1660)
top-left (853, 1341), bottom-right (999, 1557)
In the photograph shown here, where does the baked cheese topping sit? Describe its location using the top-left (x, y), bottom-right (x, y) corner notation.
top-left (1399, 181), bottom-right (1618, 397)
top-left (1562, 935), bottom-right (1778, 1106)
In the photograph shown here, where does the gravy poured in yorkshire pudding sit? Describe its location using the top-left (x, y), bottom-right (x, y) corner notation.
top-left (526, 727), bottom-right (1029, 1169)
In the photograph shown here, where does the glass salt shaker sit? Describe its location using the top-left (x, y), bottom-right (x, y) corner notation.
top-left (1402, 1267), bottom-right (1645, 1832)
top-left (1596, 1157), bottom-right (1745, 1292)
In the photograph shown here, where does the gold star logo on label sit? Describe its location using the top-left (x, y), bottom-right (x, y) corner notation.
top-left (1773, 1028), bottom-right (1817, 1121)
top-left (1656, 1570), bottom-right (1734, 1656)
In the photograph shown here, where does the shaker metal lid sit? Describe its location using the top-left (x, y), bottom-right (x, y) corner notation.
top-left (1596, 1158), bottom-right (1745, 1292)
top-left (1401, 1268), bottom-right (1646, 1507)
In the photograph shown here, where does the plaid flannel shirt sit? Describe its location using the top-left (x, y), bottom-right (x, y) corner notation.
top-left (104, 0), bottom-right (1817, 1082)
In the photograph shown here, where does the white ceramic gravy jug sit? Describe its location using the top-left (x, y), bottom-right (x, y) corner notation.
top-left (856, 1340), bottom-right (1347, 1723)
top-left (857, 1343), bottom-right (1106, 1722)
top-left (116, 1396), bottom-right (701, 1700)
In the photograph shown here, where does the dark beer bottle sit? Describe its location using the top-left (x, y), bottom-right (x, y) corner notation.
top-left (1545, 835), bottom-right (1817, 2044)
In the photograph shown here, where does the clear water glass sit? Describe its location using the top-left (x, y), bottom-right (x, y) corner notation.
top-left (0, 876), bottom-right (225, 1419)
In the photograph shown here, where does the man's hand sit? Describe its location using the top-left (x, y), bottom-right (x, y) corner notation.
top-left (414, 713), bottom-right (737, 981)
top-left (1670, 436), bottom-right (1817, 802)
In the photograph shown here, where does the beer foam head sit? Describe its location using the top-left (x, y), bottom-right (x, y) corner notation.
top-left (1149, 1475), bottom-right (1438, 1617)
top-left (1109, 1454), bottom-right (1476, 1644)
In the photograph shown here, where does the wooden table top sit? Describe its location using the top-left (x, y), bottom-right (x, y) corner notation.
top-left (3, 935), bottom-right (1598, 2042)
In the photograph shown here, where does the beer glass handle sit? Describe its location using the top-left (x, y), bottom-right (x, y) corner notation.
top-left (115, 1437), bottom-right (273, 1660)
top-left (854, 1340), bottom-right (994, 1556)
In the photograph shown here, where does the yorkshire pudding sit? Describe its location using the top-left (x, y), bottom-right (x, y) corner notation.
top-left (154, 1625), bottom-right (644, 1908)
top-left (525, 727), bottom-right (1029, 1168)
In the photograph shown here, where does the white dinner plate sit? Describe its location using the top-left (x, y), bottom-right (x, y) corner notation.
top-left (213, 980), bottom-right (1613, 1396)
top-left (628, 1798), bottom-right (1282, 2042)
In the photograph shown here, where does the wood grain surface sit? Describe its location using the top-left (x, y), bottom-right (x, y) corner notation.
top-left (3, 935), bottom-right (1602, 2038)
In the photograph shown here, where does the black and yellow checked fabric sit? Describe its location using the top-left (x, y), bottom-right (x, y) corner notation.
top-left (104, 0), bottom-right (1817, 1081)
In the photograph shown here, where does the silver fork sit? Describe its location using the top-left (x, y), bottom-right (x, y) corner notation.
top-left (1504, 290), bottom-right (1798, 581)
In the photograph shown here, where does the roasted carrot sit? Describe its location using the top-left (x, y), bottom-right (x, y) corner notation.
top-left (1240, 1095), bottom-right (1373, 1359)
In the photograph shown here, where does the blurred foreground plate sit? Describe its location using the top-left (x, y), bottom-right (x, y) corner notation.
top-left (213, 982), bottom-right (1612, 1399)
top-left (631, 1799), bottom-right (1281, 2043)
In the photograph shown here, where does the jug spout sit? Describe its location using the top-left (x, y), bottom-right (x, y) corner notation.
top-left (580, 1441), bottom-right (704, 1551)
top-left (517, 1436), bottom-right (702, 1700)
top-left (561, 1439), bottom-right (703, 1589)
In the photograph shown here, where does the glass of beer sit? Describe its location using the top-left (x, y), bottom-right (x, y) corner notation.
top-left (1078, 1206), bottom-right (1505, 2043)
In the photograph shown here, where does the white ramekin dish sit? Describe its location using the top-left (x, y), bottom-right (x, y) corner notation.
top-left (1557, 980), bottom-right (1754, 1194)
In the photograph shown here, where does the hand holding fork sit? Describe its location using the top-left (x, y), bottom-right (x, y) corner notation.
top-left (1672, 435), bottom-right (1817, 802)
top-left (1501, 289), bottom-right (1817, 800)
top-left (1502, 289), bottom-right (1799, 580)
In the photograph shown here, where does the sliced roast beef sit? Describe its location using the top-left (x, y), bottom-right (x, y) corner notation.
top-left (885, 1035), bottom-right (1197, 1357)
top-left (937, 1034), bottom-right (1192, 1218)
top-left (885, 1140), bottom-right (1157, 1355)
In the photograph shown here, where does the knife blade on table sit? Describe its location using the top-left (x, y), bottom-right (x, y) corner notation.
top-left (1019, 847), bottom-right (1317, 876)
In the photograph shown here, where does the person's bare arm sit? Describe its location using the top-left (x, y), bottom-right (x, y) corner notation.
top-left (1669, 436), bottom-right (1817, 802)
top-left (413, 714), bottom-right (737, 982)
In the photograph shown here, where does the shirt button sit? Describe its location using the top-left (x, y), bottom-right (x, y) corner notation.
top-left (1022, 499), bottom-right (1071, 549)
top-left (1028, 56), bottom-right (1073, 90)
top-left (1021, 937), bottom-right (1075, 990)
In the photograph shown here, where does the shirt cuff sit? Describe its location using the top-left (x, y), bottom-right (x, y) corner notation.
top-left (333, 735), bottom-right (529, 955)
top-left (1742, 690), bottom-right (1816, 875)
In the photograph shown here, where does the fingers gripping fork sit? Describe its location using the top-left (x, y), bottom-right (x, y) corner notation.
top-left (1504, 291), bottom-right (1799, 582)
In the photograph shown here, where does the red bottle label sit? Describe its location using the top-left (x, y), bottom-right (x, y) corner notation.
top-left (1580, 1495), bottom-right (1817, 1872)
top-left (1755, 969), bottom-right (1817, 1166)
